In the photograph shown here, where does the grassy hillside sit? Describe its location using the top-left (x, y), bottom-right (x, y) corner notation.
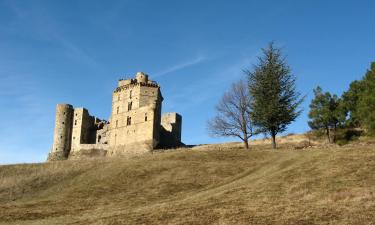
top-left (1, 142), bottom-right (375, 225)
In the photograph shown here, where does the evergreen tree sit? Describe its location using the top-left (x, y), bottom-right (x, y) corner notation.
top-left (342, 80), bottom-right (365, 127)
top-left (357, 62), bottom-right (375, 133)
top-left (246, 42), bottom-right (304, 149)
top-left (308, 86), bottom-right (346, 143)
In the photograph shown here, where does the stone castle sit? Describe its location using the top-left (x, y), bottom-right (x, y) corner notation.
top-left (48, 72), bottom-right (182, 161)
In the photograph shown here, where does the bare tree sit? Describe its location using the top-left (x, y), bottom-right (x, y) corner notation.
top-left (207, 79), bottom-right (254, 149)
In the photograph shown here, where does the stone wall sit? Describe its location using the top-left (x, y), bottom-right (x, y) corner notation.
top-left (159, 113), bottom-right (183, 148)
top-left (96, 122), bottom-right (110, 144)
top-left (71, 108), bottom-right (96, 149)
top-left (69, 144), bottom-right (109, 160)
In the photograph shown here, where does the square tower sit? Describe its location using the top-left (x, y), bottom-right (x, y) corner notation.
top-left (109, 72), bottom-right (163, 155)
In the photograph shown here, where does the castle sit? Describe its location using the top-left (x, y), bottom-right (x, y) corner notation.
top-left (48, 72), bottom-right (183, 161)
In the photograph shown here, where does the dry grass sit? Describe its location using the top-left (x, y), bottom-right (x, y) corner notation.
top-left (1, 142), bottom-right (375, 225)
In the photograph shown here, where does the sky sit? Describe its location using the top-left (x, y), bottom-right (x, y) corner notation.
top-left (0, 0), bottom-right (374, 164)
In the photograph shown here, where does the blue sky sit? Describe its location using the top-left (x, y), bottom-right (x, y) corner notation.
top-left (0, 0), bottom-right (374, 164)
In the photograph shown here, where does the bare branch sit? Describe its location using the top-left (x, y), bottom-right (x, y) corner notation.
top-left (207, 79), bottom-right (255, 149)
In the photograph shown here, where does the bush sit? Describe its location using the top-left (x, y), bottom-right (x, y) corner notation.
top-left (335, 129), bottom-right (363, 146)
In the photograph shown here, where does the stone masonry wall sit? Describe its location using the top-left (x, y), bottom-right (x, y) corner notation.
top-left (159, 113), bottom-right (182, 148)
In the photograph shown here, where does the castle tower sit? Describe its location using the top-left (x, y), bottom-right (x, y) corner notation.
top-left (48, 104), bottom-right (74, 161)
top-left (109, 72), bottom-right (163, 155)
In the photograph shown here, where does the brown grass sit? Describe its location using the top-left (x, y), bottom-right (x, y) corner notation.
top-left (0, 142), bottom-right (375, 225)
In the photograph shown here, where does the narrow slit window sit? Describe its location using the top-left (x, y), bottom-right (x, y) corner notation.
top-left (129, 90), bottom-right (132, 99)
top-left (115, 120), bottom-right (118, 128)
top-left (128, 102), bottom-right (132, 111)
top-left (145, 113), bottom-right (148, 121)
top-left (127, 117), bottom-right (131, 126)
top-left (116, 106), bottom-right (120, 114)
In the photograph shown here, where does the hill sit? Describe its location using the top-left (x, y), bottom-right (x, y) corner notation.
top-left (1, 140), bottom-right (375, 225)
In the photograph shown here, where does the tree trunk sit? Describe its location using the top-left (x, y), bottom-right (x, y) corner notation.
top-left (333, 124), bottom-right (337, 143)
top-left (326, 127), bottom-right (331, 143)
top-left (243, 138), bottom-right (249, 149)
top-left (271, 131), bottom-right (277, 149)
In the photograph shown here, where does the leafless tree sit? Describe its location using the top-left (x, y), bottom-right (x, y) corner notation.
top-left (207, 79), bottom-right (254, 149)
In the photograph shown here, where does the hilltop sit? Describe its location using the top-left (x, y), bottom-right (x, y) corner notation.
top-left (1, 137), bottom-right (375, 225)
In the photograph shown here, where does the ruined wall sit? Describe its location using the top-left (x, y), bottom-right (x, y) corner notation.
top-left (71, 108), bottom-right (96, 149)
top-left (159, 113), bottom-right (182, 148)
top-left (69, 144), bottom-right (109, 160)
top-left (96, 121), bottom-right (110, 144)
top-left (48, 104), bottom-right (74, 161)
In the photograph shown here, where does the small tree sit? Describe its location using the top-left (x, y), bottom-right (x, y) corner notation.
top-left (246, 42), bottom-right (304, 149)
top-left (308, 86), bottom-right (346, 143)
top-left (207, 79), bottom-right (254, 149)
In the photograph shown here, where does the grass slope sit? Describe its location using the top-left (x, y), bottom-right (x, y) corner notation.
top-left (0, 143), bottom-right (375, 225)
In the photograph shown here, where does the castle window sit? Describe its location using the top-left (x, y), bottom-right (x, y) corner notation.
top-left (62, 122), bottom-right (65, 125)
top-left (74, 120), bottom-right (77, 125)
top-left (129, 90), bottom-right (132, 99)
top-left (128, 102), bottom-right (132, 111)
top-left (60, 136), bottom-right (63, 139)
top-left (115, 120), bottom-right (118, 128)
top-left (116, 106), bottom-right (119, 114)
top-left (145, 113), bottom-right (148, 121)
top-left (127, 117), bottom-right (131, 126)
top-left (98, 135), bottom-right (101, 142)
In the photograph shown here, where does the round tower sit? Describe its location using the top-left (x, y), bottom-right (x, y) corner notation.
top-left (136, 72), bottom-right (148, 83)
top-left (48, 104), bottom-right (74, 161)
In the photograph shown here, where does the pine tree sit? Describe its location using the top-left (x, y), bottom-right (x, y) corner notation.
top-left (246, 42), bottom-right (304, 149)
top-left (308, 87), bottom-right (346, 143)
top-left (342, 80), bottom-right (365, 128)
top-left (357, 62), bottom-right (375, 133)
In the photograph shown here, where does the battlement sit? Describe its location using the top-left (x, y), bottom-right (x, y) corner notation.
top-left (116, 72), bottom-right (158, 91)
